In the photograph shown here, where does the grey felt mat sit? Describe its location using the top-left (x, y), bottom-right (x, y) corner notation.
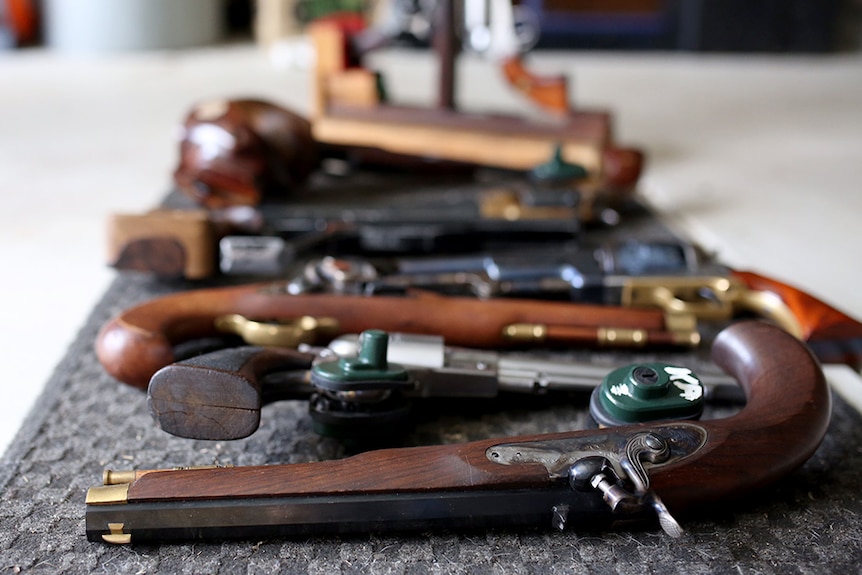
top-left (3, 273), bottom-right (862, 574)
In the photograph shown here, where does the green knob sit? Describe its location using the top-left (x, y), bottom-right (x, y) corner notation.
top-left (529, 144), bottom-right (588, 183)
top-left (346, 329), bottom-right (388, 372)
top-left (310, 330), bottom-right (410, 391)
top-left (589, 362), bottom-right (704, 427)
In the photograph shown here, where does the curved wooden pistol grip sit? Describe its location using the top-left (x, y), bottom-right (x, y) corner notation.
top-left (733, 269), bottom-right (862, 367)
top-left (652, 320), bottom-right (831, 511)
top-left (127, 322), bottom-right (829, 519)
top-left (96, 283), bottom-right (673, 390)
top-left (148, 346), bottom-right (314, 441)
top-left (501, 57), bottom-right (570, 116)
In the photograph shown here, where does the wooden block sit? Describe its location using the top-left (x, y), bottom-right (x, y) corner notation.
top-left (106, 210), bottom-right (216, 280)
top-left (312, 116), bottom-right (604, 173)
top-left (325, 69), bottom-right (381, 108)
top-left (309, 21), bottom-right (351, 117)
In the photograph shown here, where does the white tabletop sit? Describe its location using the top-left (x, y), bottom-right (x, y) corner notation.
top-left (1, 43), bottom-right (861, 456)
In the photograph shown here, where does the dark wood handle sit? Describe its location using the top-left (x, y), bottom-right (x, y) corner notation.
top-left (651, 319), bottom-right (831, 511)
top-left (96, 283), bottom-right (671, 390)
top-left (173, 99), bottom-right (318, 209)
top-left (148, 346), bottom-right (314, 440)
top-left (128, 321), bottom-right (829, 515)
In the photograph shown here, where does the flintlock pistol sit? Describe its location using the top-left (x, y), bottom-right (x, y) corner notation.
top-left (276, 246), bottom-right (862, 368)
top-left (85, 321), bottom-right (831, 544)
top-left (95, 261), bottom-right (862, 390)
top-left (95, 285), bottom-right (699, 391)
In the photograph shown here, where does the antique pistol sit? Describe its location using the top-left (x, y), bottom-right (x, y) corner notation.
top-left (146, 329), bottom-right (739, 442)
top-left (274, 240), bottom-right (862, 368)
top-left (268, 239), bottom-right (701, 295)
top-left (220, 231), bottom-right (678, 280)
top-left (85, 322), bottom-right (831, 544)
top-left (95, 248), bottom-right (862, 390)
top-left (97, 284), bottom-right (691, 390)
top-left (107, 177), bottom-right (582, 280)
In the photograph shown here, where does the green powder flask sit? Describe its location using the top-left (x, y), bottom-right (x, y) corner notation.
top-left (589, 362), bottom-right (705, 427)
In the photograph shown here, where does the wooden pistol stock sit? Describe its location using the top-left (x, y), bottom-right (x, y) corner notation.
top-left (732, 270), bottom-right (862, 368)
top-left (86, 321), bottom-right (830, 544)
top-left (610, 270), bottom-right (862, 368)
top-left (95, 283), bottom-right (696, 390)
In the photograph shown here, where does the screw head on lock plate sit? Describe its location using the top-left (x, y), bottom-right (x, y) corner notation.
top-left (589, 362), bottom-right (705, 427)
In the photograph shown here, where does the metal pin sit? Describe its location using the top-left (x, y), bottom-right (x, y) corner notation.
top-left (552, 504), bottom-right (570, 531)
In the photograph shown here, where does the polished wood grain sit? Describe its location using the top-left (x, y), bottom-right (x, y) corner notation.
top-left (734, 269), bottom-right (862, 367)
top-left (96, 283), bottom-right (674, 389)
top-left (174, 99), bottom-right (318, 209)
top-left (652, 320), bottom-right (830, 511)
top-left (126, 322), bottom-right (830, 517)
top-left (148, 346), bottom-right (315, 440)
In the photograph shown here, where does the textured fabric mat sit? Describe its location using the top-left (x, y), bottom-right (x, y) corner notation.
top-left (2, 271), bottom-right (862, 574)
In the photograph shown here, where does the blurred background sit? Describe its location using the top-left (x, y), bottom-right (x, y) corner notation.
top-left (4, 0), bottom-right (862, 54)
top-left (1, 0), bottom-right (861, 457)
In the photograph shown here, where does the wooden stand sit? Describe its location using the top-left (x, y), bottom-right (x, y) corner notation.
top-left (307, 2), bottom-right (639, 186)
